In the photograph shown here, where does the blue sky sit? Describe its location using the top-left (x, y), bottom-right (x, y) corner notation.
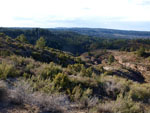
top-left (0, 0), bottom-right (150, 31)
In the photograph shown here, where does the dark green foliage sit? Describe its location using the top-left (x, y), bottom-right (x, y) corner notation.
top-left (67, 64), bottom-right (93, 77)
top-left (16, 34), bottom-right (28, 43)
top-left (41, 63), bottom-right (62, 79)
top-left (53, 73), bottom-right (70, 91)
top-left (108, 55), bottom-right (115, 64)
top-left (129, 84), bottom-right (150, 103)
top-left (67, 63), bottom-right (84, 74)
top-left (0, 50), bottom-right (12, 56)
top-left (36, 37), bottom-right (46, 49)
top-left (80, 67), bottom-right (93, 77)
top-left (130, 47), bottom-right (135, 52)
top-left (137, 46), bottom-right (146, 57)
top-left (88, 51), bottom-right (92, 56)
top-left (0, 62), bottom-right (19, 79)
top-left (1, 28), bottom-right (150, 54)
top-left (0, 32), bottom-right (6, 37)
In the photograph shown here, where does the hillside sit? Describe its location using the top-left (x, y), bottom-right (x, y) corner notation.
top-left (1, 27), bottom-right (150, 55)
top-left (1, 33), bottom-right (150, 113)
top-left (51, 28), bottom-right (150, 39)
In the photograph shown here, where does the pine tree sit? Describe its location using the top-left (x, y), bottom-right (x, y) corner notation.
top-left (16, 34), bottom-right (28, 43)
top-left (35, 37), bottom-right (46, 49)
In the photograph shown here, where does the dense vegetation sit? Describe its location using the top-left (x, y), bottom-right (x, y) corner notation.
top-left (1, 27), bottom-right (150, 55)
top-left (1, 30), bottom-right (150, 112)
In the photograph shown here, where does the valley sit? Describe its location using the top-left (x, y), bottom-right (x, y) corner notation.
top-left (0, 28), bottom-right (150, 113)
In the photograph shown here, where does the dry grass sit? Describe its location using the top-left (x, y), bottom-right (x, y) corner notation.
top-left (0, 80), bottom-right (70, 113)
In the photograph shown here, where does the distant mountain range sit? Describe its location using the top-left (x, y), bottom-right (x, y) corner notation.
top-left (1, 27), bottom-right (150, 39)
top-left (49, 28), bottom-right (150, 39)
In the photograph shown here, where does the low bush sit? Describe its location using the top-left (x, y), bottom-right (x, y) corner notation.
top-left (129, 84), bottom-right (150, 103)
top-left (67, 63), bottom-right (84, 75)
top-left (108, 55), bottom-right (115, 64)
top-left (94, 95), bottom-right (144, 113)
top-left (0, 50), bottom-right (12, 57)
top-left (53, 73), bottom-right (70, 91)
top-left (136, 46), bottom-right (146, 57)
top-left (0, 62), bottom-right (19, 79)
top-left (80, 67), bottom-right (93, 77)
top-left (113, 95), bottom-right (144, 113)
top-left (71, 85), bottom-right (83, 101)
top-left (28, 75), bottom-right (52, 93)
top-left (41, 62), bottom-right (62, 79)
top-left (101, 76), bottom-right (131, 99)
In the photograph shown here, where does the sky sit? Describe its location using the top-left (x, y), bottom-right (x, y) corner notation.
top-left (0, 0), bottom-right (150, 31)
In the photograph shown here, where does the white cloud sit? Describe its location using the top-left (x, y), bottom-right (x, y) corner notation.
top-left (0, 0), bottom-right (150, 30)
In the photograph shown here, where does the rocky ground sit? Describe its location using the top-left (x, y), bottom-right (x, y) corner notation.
top-left (81, 50), bottom-right (150, 82)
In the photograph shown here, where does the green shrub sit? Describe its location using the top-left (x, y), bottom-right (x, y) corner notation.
top-left (129, 84), bottom-right (150, 103)
top-left (108, 55), bottom-right (115, 64)
top-left (95, 95), bottom-right (143, 113)
top-left (0, 62), bottom-right (19, 79)
top-left (82, 88), bottom-right (93, 98)
top-left (5, 36), bottom-right (11, 43)
top-left (0, 33), bottom-right (6, 37)
top-left (35, 37), bottom-right (46, 49)
top-left (41, 62), bottom-right (62, 79)
top-left (67, 63), bottom-right (84, 75)
top-left (16, 34), bottom-right (28, 43)
top-left (113, 95), bottom-right (144, 113)
top-left (53, 73), bottom-right (70, 91)
top-left (98, 66), bottom-right (105, 73)
top-left (71, 85), bottom-right (83, 101)
top-left (69, 84), bottom-right (93, 102)
top-left (23, 72), bottom-right (31, 78)
top-left (136, 46), bottom-right (146, 57)
top-left (25, 63), bottom-right (34, 72)
top-left (80, 67), bottom-right (93, 77)
top-left (0, 50), bottom-right (12, 57)
top-left (75, 57), bottom-right (83, 64)
top-left (28, 75), bottom-right (52, 93)
top-left (32, 51), bottom-right (42, 60)
top-left (58, 53), bottom-right (72, 66)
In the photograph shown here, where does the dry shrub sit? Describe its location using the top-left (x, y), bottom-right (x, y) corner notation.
top-left (97, 103), bottom-right (113, 113)
top-left (9, 79), bottom-right (70, 113)
top-left (101, 76), bottom-right (131, 99)
top-left (9, 79), bottom-right (32, 105)
top-left (32, 93), bottom-right (69, 113)
top-left (79, 96), bottom-right (99, 109)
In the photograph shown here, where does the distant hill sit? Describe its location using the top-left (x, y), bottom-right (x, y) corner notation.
top-left (1, 27), bottom-right (150, 54)
top-left (50, 28), bottom-right (150, 39)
